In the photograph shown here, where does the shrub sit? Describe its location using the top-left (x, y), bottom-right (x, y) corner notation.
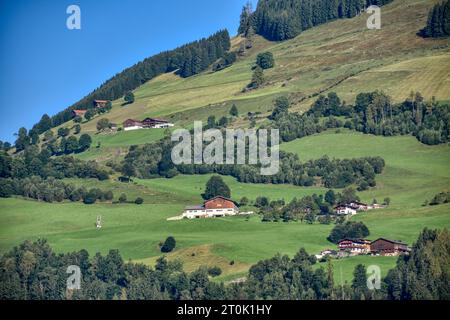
top-left (119, 193), bottom-right (127, 203)
top-left (239, 197), bottom-right (249, 206)
top-left (103, 191), bottom-right (114, 201)
top-left (256, 52), bottom-right (275, 69)
top-left (161, 236), bottom-right (176, 253)
top-left (207, 266), bottom-right (222, 277)
top-left (83, 190), bottom-right (98, 205)
top-left (135, 197), bottom-right (144, 205)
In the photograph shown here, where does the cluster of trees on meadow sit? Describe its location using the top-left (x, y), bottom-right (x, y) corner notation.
top-left (14, 124), bottom-right (93, 155)
top-left (0, 176), bottom-right (114, 204)
top-left (16, 104), bottom-right (111, 153)
top-left (48, 134), bottom-right (92, 156)
top-left (1, 228), bottom-right (448, 300)
top-left (121, 135), bottom-right (385, 190)
top-left (254, 187), bottom-right (361, 223)
top-left (246, 52), bottom-right (274, 90)
top-left (274, 91), bottom-right (450, 145)
top-left (238, 0), bottom-right (393, 41)
top-left (420, 0), bottom-right (450, 38)
top-left (0, 147), bottom-right (109, 182)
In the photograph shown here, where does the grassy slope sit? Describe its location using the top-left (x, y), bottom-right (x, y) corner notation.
top-left (49, 0), bottom-right (450, 166)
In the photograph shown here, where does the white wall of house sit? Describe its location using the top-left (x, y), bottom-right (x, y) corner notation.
top-left (336, 207), bottom-right (357, 215)
top-left (153, 123), bottom-right (174, 129)
top-left (182, 207), bottom-right (239, 219)
top-left (124, 126), bottom-right (143, 131)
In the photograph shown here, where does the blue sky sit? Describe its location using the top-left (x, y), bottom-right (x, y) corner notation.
top-left (0, 0), bottom-right (257, 143)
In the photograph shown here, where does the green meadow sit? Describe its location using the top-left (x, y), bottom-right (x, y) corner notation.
top-left (2, 0), bottom-right (449, 283)
top-left (1, 130), bottom-right (449, 282)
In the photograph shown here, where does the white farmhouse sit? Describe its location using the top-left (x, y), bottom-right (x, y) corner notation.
top-left (335, 205), bottom-right (357, 216)
top-left (182, 196), bottom-right (239, 219)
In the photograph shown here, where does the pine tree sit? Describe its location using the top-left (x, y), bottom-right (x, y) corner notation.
top-left (230, 104), bottom-right (238, 117)
top-left (14, 127), bottom-right (29, 152)
top-left (203, 176), bottom-right (231, 200)
top-left (444, 0), bottom-right (450, 35)
top-left (248, 66), bottom-right (264, 89)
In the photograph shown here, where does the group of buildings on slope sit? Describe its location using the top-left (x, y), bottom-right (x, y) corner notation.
top-left (72, 100), bottom-right (174, 131)
top-left (317, 237), bottom-right (410, 259)
top-left (334, 201), bottom-right (385, 216)
top-left (122, 118), bottom-right (174, 131)
top-left (180, 198), bottom-right (385, 220)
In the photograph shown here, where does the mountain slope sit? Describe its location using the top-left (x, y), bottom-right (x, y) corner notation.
top-left (66, 0), bottom-right (450, 137)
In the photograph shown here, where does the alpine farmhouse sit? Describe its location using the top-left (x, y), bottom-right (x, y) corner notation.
top-left (182, 196), bottom-right (239, 219)
top-left (123, 118), bottom-right (174, 131)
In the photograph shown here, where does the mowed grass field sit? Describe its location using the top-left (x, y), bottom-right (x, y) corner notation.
top-left (1, 131), bottom-right (449, 282)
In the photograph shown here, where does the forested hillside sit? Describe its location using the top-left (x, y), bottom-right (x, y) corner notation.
top-left (240, 0), bottom-right (394, 41)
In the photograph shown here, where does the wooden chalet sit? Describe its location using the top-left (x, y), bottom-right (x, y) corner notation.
top-left (72, 109), bottom-right (87, 117)
top-left (370, 238), bottom-right (410, 256)
top-left (123, 118), bottom-right (173, 131)
top-left (338, 238), bottom-right (371, 255)
top-left (93, 100), bottom-right (109, 109)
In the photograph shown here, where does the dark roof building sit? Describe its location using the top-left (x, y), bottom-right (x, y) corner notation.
top-left (370, 238), bottom-right (410, 256)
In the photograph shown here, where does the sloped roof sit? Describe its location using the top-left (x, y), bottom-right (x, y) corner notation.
top-left (204, 196), bottom-right (238, 206)
top-left (371, 238), bottom-right (407, 245)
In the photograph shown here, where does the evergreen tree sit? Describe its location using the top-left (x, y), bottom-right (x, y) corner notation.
top-left (14, 127), bottom-right (29, 152)
top-left (256, 52), bottom-right (275, 69)
top-left (203, 176), bottom-right (231, 200)
top-left (421, 0), bottom-right (450, 38)
top-left (124, 91), bottom-right (135, 104)
top-left (248, 66), bottom-right (264, 89)
top-left (238, 2), bottom-right (253, 35)
top-left (78, 134), bottom-right (92, 152)
top-left (230, 104), bottom-right (239, 117)
top-left (161, 236), bottom-right (176, 253)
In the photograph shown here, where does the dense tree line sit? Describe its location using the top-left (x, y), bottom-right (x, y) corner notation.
top-left (420, 0), bottom-right (450, 38)
top-left (327, 221), bottom-right (370, 243)
top-left (256, 187), bottom-right (360, 223)
top-left (18, 30), bottom-right (231, 149)
top-left (240, 0), bottom-right (393, 41)
top-left (1, 228), bottom-right (448, 300)
top-left (384, 228), bottom-right (450, 300)
top-left (273, 91), bottom-right (450, 145)
top-left (121, 136), bottom-right (384, 189)
top-left (0, 147), bottom-right (109, 181)
top-left (0, 176), bottom-right (114, 204)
